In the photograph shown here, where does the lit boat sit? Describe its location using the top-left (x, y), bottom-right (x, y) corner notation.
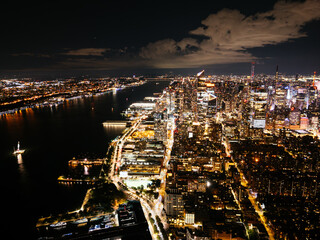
top-left (72, 218), bottom-right (88, 224)
top-left (50, 221), bottom-right (67, 228)
top-left (13, 141), bottom-right (25, 155)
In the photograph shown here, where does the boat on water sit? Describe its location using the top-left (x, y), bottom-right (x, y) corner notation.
top-left (13, 141), bottom-right (25, 155)
top-left (72, 218), bottom-right (88, 226)
top-left (50, 221), bottom-right (67, 229)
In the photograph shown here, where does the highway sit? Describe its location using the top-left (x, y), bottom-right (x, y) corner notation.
top-left (107, 114), bottom-right (168, 240)
top-left (126, 187), bottom-right (164, 240)
top-left (156, 116), bottom-right (175, 228)
top-left (109, 116), bottom-right (144, 179)
top-left (105, 87), bottom-right (176, 240)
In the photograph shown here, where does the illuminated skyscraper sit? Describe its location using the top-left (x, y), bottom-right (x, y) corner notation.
top-left (251, 62), bottom-right (255, 84)
top-left (250, 88), bottom-right (268, 128)
top-left (300, 114), bottom-right (309, 129)
top-left (288, 108), bottom-right (300, 129)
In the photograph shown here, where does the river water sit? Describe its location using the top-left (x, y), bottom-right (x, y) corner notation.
top-left (0, 80), bottom-right (169, 238)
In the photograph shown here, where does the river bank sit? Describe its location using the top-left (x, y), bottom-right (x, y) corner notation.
top-left (1, 80), bottom-right (170, 239)
top-left (0, 80), bottom-right (146, 117)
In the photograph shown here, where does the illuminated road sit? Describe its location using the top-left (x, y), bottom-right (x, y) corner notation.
top-left (126, 188), bottom-right (164, 240)
top-left (247, 189), bottom-right (275, 240)
top-left (106, 87), bottom-right (176, 239)
top-left (158, 118), bottom-right (175, 195)
top-left (109, 116), bottom-right (143, 178)
top-left (108, 114), bottom-right (165, 240)
top-left (155, 116), bottom-right (175, 229)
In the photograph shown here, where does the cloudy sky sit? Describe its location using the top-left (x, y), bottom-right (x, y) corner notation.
top-left (1, 0), bottom-right (320, 75)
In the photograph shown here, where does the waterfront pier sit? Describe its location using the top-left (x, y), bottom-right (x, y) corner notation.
top-left (103, 120), bottom-right (128, 128)
top-left (57, 176), bottom-right (98, 184)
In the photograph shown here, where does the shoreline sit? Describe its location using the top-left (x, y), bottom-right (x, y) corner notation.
top-left (0, 81), bottom-right (146, 117)
top-left (35, 82), bottom-right (146, 229)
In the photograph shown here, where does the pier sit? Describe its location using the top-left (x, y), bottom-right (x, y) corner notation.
top-left (103, 120), bottom-right (128, 127)
top-left (68, 158), bottom-right (104, 167)
top-left (57, 176), bottom-right (98, 184)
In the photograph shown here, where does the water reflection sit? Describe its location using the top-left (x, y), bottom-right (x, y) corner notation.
top-left (84, 165), bottom-right (89, 175)
top-left (50, 105), bottom-right (55, 113)
top-left (16, 153), bottom-right (25, 173)
top-left (112, 88), bottom-right (117, 105)
top-left (2, 108), bottom-right (36, 134)
top-left (103, 125), bottom-right (126, 136)
top-left (17, 153), bottom-right (23, 164)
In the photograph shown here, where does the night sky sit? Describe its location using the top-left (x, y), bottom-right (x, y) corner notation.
top-left (1, 0), bottom-right (320, 75)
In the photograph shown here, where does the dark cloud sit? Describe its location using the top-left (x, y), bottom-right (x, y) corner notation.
top-left (61, 48), bottom-right (109, 56)
top-left (6, 0), bottom-right (320, 72)
top-left (138, 0), bottom-right (320, 68)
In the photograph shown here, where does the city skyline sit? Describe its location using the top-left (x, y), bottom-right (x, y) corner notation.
top-left (2, 72), bottom-right (320, 238)
top-left (3, 1), bottom-right (320, 238)
top-left (1, 0), bottom-right (320, 75)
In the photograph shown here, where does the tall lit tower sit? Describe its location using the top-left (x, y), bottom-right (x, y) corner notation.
top-left (251, 62), bottom-right (255, 84)
top-left (192, 70), bottom-right (205, 124)
top-left (275, 65), bottom-right (279, 92)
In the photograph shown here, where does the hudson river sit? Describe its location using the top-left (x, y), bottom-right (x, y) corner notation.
top-left (0, 80), bottom-right (169, 238)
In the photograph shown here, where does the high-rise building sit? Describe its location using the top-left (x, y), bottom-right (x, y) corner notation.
top-left (308, 86), bottom-right (317, 109)
top-left (288, 108), bottom-right (301, 129)
top-left (250, 88), bottom-right (268, 128)
top-left (197, 76), bottom-right (208, 114)
top-left (251, 62), bottom-right (255, 84)
top-left (275, 114), bottom-right (285, 129)
top-left (300, 114), bottom-right (309, 129)
top-left (184, 210), bottom-right (195, 225)
top-left (296, 88), bottom-right (307, 110)
top-left (164, 189), bottom-right (184, 218)
top-left (275, 88), bottom-right (287, 108)
top-left (154, 112), bottom-right (167, 142)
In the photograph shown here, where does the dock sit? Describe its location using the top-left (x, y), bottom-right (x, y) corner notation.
top-left (103, 120), bottom-right (128, 128)
top-left (102, 120), bottom-right (128, 128)
top-left (68, 158), bottom-right (104, 167)
top-left (57, 176), bottom-right (98, 184)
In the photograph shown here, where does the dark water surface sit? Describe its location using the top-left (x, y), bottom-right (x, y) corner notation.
top-left (0, 80), bottom-right (169, 238)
